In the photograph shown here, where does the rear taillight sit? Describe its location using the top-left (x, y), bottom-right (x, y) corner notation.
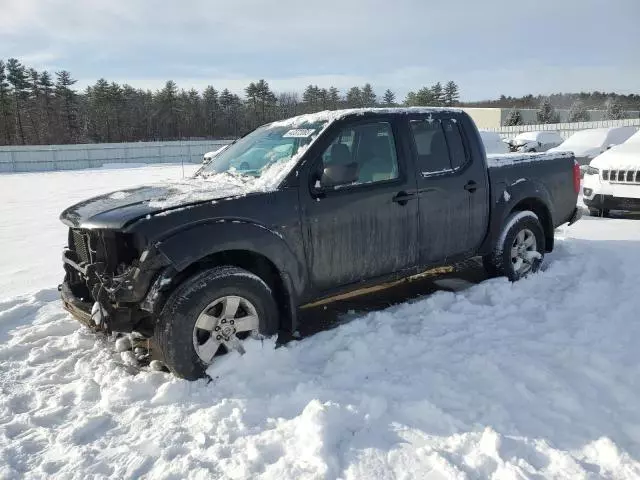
top-left (573, 160), bottom-right (580, 194)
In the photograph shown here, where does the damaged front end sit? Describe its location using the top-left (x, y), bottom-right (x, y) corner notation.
top-left (59, 228), bottom-right (170, 334)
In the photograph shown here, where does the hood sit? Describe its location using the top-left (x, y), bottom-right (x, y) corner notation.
top-left (60, 176), bottom-right (251, 230)
top-left (547, 145), bottom-right (602, 159)
top-left (591, 143), bottom-right (640, 170)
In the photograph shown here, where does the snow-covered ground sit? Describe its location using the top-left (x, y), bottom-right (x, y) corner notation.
top-left (1, 165), bottom-right (640, 479)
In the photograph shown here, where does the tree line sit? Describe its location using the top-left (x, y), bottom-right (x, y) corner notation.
top-left (0, 58), bottom-right (463, 146)
top-left (1, 56), bottom-right (638, 145)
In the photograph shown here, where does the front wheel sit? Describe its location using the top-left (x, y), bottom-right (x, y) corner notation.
top-left (483, 211), bottom-right (545, 281)
top-left (153, 266), bottom-right (279, 380)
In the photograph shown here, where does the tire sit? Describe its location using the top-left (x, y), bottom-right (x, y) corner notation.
top-left (483, 211), bottom-right (546, 282)
top-left (589, 208), bottom-right (610, 218)
top-left (153, 266), bottom-right (279, 380)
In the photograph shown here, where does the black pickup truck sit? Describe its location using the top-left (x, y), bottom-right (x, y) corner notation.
top-left (59, 107), bottom-right (582, 379)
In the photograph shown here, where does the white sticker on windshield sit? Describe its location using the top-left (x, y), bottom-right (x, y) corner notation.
top-left (283, 129), bottom-right (315, 138)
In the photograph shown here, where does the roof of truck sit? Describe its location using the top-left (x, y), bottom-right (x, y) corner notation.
top-left (267, 107), bottom-right (464, 128)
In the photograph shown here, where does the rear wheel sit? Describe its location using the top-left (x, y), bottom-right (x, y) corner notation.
top-left (153, 266), bottom-right (278, 380)
top-left (483, 211), bottom-right (545, 281)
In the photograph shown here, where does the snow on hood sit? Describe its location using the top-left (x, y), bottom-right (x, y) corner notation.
top-left (548, 145), bottom-right (601, 159)
top-left (59, 174), bottom-right (250, 229)
top-left (487, 151), bottom-right (573, 168)
top-left (591, 140), bottom-right (640, 169)
top-left (548, 127), bottom-right (637, 158)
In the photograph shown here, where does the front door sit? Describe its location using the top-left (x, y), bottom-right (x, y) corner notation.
top-left (300, 118), bottom-right (419, 292)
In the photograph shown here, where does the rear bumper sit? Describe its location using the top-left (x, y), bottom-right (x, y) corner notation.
top-left (584, 194), bottom-right (640, 212)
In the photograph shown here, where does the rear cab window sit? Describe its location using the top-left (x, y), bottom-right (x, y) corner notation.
top-left (409, 115), bottom-right (469, 176)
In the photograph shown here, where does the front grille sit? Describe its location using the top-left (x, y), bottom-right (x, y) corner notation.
top-left (602, 169), bottom-right (640, 184)
top-left (70, 229), bottom-right (91, 264)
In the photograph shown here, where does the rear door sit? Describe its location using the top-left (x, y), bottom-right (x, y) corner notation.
top-left (300, 117), bottom-right (419, 292)
top-left (406, 113), bottom-right (489, 265)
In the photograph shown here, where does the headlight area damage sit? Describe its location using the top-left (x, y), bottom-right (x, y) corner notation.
top-left (59, 228), bottom-right (170, 335)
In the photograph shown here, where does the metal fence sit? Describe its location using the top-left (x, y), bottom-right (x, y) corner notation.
top-left (487, 118), bottom-right (640, 140)
top-left (0, 139), bottom-right (234, 173)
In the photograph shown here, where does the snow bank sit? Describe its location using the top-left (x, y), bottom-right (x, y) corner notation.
top-left (2, 166), bottom-right (640, 479)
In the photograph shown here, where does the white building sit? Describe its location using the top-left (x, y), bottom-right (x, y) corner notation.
top-left (461, 107), bottom-right (640, 129)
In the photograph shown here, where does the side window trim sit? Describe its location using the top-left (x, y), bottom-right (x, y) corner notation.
top-left (409, 115), bottom-right (471, 179)
top-left (441, 118), bottom-right (471, 171)
top-left (313, 119), bottom-right (403, 192)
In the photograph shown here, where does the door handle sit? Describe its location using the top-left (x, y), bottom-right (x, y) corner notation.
top-left (392, 191), bottom-right (418, 206)
top-left (464, 181), bottom-right (477, 193)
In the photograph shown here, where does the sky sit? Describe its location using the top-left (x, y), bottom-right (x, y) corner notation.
top-left (2, 0), bottom-right (639, 101)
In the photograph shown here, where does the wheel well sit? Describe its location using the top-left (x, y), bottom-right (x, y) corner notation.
top-left (510, 198), bottom-right (554, 252)
top-left (169, 250), bottom-right (292, 332)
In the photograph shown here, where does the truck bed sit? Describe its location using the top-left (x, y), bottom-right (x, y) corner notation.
top-left (486, 151), bottom-right (578, 229)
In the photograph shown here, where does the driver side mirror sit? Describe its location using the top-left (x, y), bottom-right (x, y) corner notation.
top-left (310, 161), bottom-right (359, 195)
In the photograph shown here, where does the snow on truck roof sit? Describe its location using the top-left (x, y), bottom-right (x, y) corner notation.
top-left (267, 107), bottom-right (464, 128)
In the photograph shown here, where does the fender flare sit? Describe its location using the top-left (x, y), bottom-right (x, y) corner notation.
top-left (154, 220), bottom-right (306, 330)
top-left (482, 179), bottom-right (556, 254)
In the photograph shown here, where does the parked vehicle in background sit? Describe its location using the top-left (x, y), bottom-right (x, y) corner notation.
top-left (548, 126), bottom-right (638, 165)
top-left (508, 131), bottom-right (564, 153)
top-left (479, 130), bottom-right (509, 154)
top-left (202, 144), bottom-right (230, 163)
top-left (582, 129), bottom-right (640, 216)
top-left (58, 107), bottom-right (582, 379)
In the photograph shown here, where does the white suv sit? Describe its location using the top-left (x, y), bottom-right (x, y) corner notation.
top-left (582, 129), bottom-right (640, 216)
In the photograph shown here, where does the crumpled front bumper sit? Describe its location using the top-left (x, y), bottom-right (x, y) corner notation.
top-left (59, 281), bottom-right (95, 328)
top-left (59, 279), bottom-right (143, 333)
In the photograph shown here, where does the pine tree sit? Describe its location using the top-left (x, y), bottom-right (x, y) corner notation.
top-left (361, 83), bottom-right (376, 107)
top-left (318, 88), bottom-right (329, 109)
top-left (431, 82), bottom-right (444, 106)
top-left (55, 70), bottom-right (79, 143)
top-left (156, 80), bottom-right (180, 139)
top-left (26, 68), bottom-right (43, 143)
top-left (568, 100), bottom-right (590, 122)
top-left (219, 88), bottom-right (242, 137)
top-left (302, 85), bottom-right (320, 112)
top-left (6, 58), bottom-right (29, 144)
top-left (405, 86), bottom-right (435, 106)
top-left (38, 71), bottom-right (55, 143)
top-left (536, 98), bottom-right (559, 124)
top-left (505, 109), bottom-right (523, 126)
top-left (382, 89), bottom-right (396, 107)
top-left (346, 87), bottom-right (363, 108)
top-left (0, 61), bottom-right (12, 145)
top-left (443, 81), bottom-right (460, 106)
top-left (203, 86), bottom-right (219, 136)
top-left (328, 87), bottom-right (340, 110)
top-left (604, 97), bottom-right (625, 120)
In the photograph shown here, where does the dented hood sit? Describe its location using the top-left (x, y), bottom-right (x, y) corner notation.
top-left (60, 177), bottom-right (249, 230)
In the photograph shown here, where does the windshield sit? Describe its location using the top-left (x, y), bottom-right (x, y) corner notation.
top-left (197, 121), bottom-right (328, 178)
